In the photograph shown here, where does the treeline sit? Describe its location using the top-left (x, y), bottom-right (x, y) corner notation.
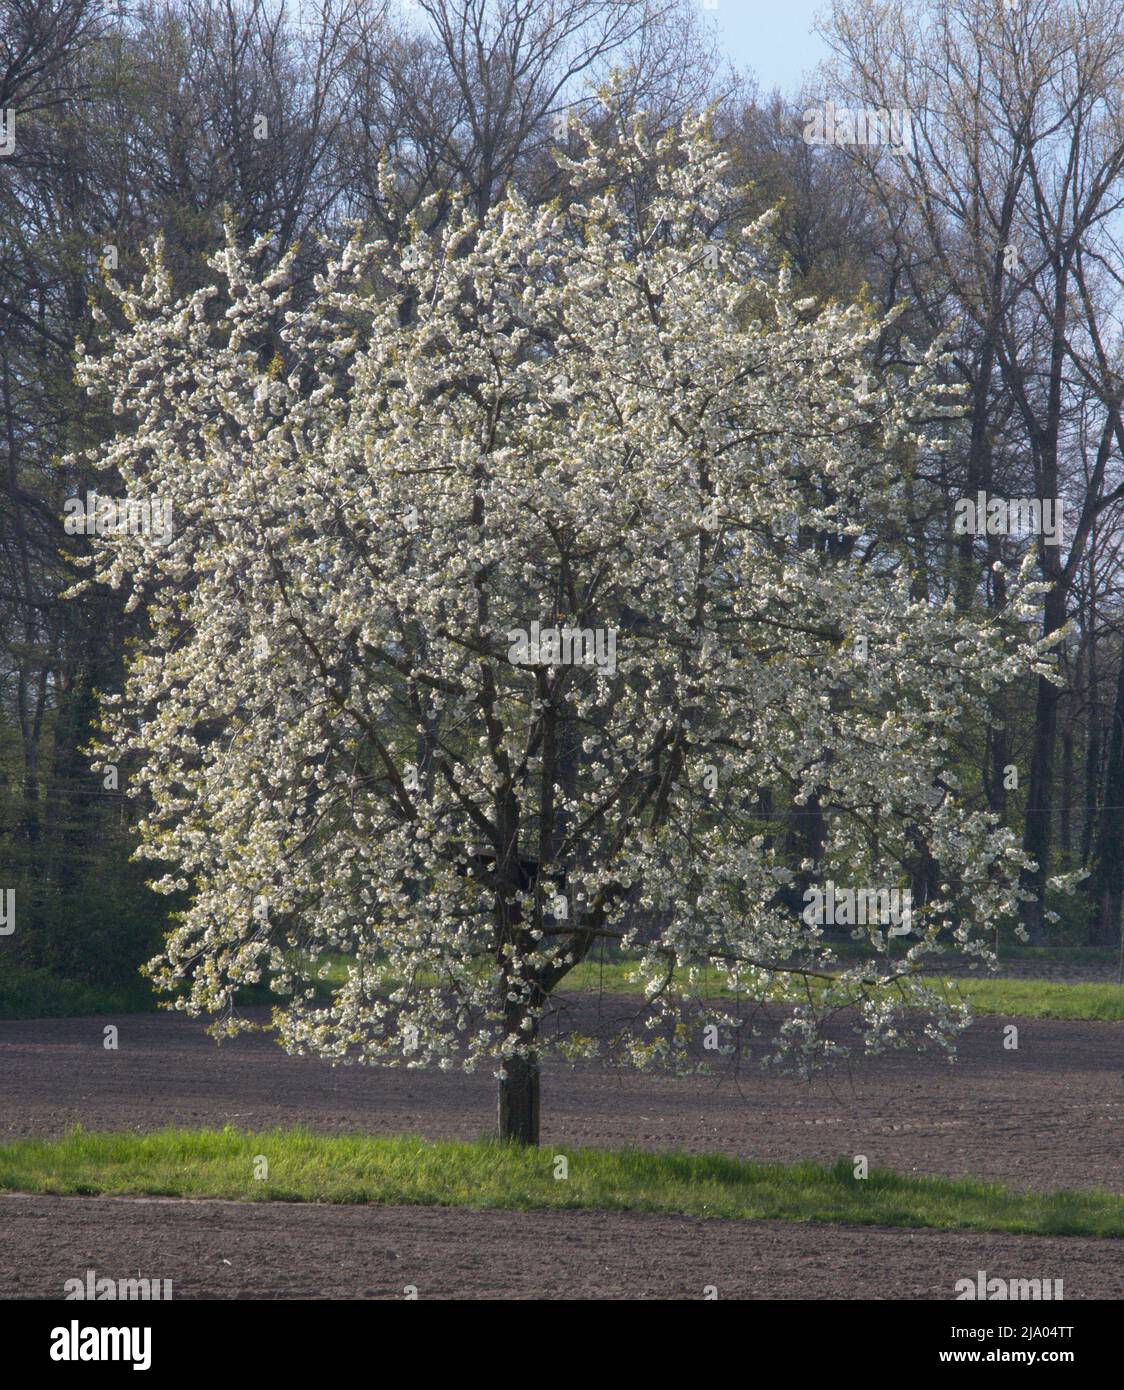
top-left (1, 0), bottom-right (1122, 988)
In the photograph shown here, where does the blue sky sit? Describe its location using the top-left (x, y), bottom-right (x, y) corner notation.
top-left (707, 0), bottom-right (832, 95)
top-left (386, 0), bottom-right (835, 99)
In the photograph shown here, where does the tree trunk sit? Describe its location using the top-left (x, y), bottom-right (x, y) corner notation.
top-left (1082, 688), bottom-right (1101, 867)
top-left (1021, 588), bottom-right (1067, 942)
top-left (1059, 728), bottom-right (1073, 859)
top-left (1089, 649), bottom-right (1124, 947)
top-left (1082, 611), bottom-right (1100, 866)
top-left (784, 789), bottom-right (826, 916)
top-left (498, 1052), bottom-right (540, 1146)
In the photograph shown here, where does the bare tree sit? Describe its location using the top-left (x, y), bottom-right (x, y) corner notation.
top-left (821, 0), bottom-right (1124, 940)
top-left (330, 0), bottom-right (722, 232)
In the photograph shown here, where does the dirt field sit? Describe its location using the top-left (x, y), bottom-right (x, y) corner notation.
top-left (2, 1001), bottom-right (1121, 1188)
top-left (1, 1000), bottom-right (1121, 1298)
top-left (3, 1193), bottom-right (1119, 1299)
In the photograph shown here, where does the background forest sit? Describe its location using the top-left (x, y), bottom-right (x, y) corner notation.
top-left (3, 0), bottom-right (1123, 1004)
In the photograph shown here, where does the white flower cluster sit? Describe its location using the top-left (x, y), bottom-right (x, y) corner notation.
top-left (67, 113), bottom-right (1058, 1078)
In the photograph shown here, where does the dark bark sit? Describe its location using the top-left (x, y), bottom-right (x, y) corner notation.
top-left (497, 1052), bottom-right (540, 1146)
top-left (783, 790), bottom-right (826, 915)
top-left (1020, 587), bottom-right (1067, 942)
top-left (1060, 728), bottom-right (1073, 858)
top-left (1088, 649), bottom-right (1124, 947)
top-left (1082, 627), bottom-right (1101, 866)
top-left (986, 565), bottom-right (1010, 821)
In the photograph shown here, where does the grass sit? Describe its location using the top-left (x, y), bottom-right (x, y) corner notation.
top-left (560, 961), bottom-right (1124, 1021)
top-left (829, 940), bottom-right (1121, 963)
top-left (4, 955), bottom-right (1122, 1023)
top-left (1, 1126), bottom-right (1121, 1238)
top-left (941, 977), bottom-right (1124, 1021)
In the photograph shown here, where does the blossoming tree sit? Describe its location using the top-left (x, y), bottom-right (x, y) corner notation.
top-left (70, 113), bottom-right (1057, 1144)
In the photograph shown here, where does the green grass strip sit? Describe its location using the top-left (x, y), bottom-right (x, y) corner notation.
top-left (560, 962), bottom-right (1124, 1021)
top-left (4, 961), bottom-right (1122, 1022)
top-left (938, 977), bottom-right (1124, 1021)
top-left (280, 955), bottom-right (1124, 1020)
top-left (1, 1127), bottom-right (1121, 1237)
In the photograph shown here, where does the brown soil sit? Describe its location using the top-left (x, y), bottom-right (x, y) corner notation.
top-left (1, 1001), bottom-right (1121, 1298)
top-left (2, 1193), bottom-right (1119, 1300)
top-left (2, 1002), bottom-right (1120, 1189)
